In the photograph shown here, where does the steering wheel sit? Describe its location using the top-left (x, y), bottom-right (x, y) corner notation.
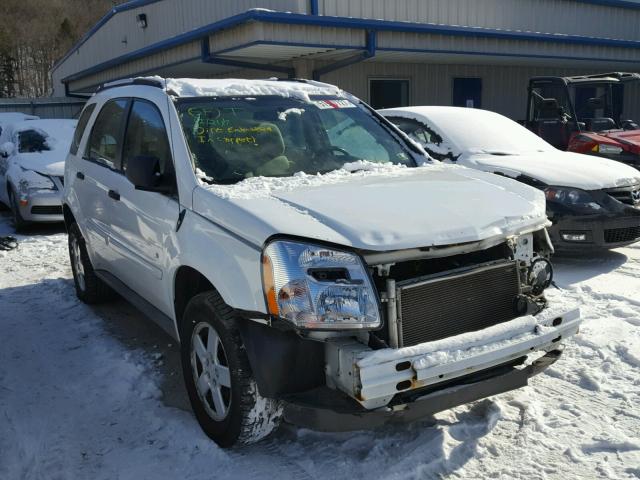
top-left (326, 146), bottom-right (351, 156)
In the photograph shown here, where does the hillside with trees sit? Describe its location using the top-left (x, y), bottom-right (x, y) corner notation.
top-left (0, 0), bottom-right (126, 97)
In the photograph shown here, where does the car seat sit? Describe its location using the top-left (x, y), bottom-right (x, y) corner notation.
top-left (584, 118), bottom-right (617, 132)
top-left (212, 120), bottom-right (291, 178)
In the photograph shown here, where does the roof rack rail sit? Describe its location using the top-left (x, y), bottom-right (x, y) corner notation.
top-left (96, 77), bottom-right (164, 93)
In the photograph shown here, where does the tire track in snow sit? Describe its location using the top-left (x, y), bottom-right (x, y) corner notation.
top-left (2, 213), bottom-right (640, 479)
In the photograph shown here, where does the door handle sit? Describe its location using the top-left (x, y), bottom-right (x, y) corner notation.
top-left (76, 171), bottom-right (85, 180)
top-left (108, 190), bottom-right (120, 201)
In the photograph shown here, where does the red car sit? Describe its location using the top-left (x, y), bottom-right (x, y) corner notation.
top-left (524, 72), bottom-right (640, 168)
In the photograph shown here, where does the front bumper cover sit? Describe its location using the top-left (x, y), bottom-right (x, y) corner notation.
top-left (284, 349), bottom-right (561, 432)
top-left (548, 212), bottom-right (640, 250)
top-left (323, 305), bottom-right (580, 410)
top-left (16, 189), bottom-right (63, 223)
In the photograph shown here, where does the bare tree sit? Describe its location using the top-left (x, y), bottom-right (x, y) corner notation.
top-left (0, 0), bottom-right (126, 97)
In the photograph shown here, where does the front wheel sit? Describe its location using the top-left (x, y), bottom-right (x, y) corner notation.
top-left (180, 291), bottom-right (282, 447)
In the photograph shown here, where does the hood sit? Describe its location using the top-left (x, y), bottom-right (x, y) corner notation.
top-left (466, 150), bottom-right (640, 190)
top-left (16, 152), bottom-right (66, 177)
top-left (192, 165), bottom-right (547, 251)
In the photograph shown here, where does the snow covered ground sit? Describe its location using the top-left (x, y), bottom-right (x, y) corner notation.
top-left (0, 211), bottom-right (639, 480)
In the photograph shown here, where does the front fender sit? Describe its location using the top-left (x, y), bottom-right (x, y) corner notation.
top-left (170, 209), bottom-right (266, 318)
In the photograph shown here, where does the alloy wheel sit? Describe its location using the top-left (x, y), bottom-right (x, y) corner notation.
top-left (190, 322), bottom-right (232, 421)
top-left (70, 234), bottom-right (86, 292)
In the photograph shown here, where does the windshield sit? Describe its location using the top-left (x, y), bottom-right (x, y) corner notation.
top-left (18, 129), bottom-right (50, 153)
top-left (176, 96), bottom-right (412, 184)
top-left (426, 109), bottom-right (555, 155)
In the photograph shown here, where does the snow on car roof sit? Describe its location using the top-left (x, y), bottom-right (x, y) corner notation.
top-left (143, 77), bottom-right (344, 101)
top-left (381, 106), bottom-right (554, 154)
top-left (0, 112), bottom-right (39, 123)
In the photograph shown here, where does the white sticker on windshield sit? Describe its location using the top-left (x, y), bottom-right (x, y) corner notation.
top-left (312, 99), bottom-right (356, 110)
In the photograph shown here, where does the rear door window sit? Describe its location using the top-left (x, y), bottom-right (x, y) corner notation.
top-left (70, 103), bottom-right (96, 155)
top-left (86, 99), bottom-right (129, 169)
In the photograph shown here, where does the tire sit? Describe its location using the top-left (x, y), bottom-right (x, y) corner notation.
top-left (8, 188), bottom-right (28, 232)
top-left (180, 291), bottom-right (283, 447)
top-left (68, 222), bottom-right (114, 304)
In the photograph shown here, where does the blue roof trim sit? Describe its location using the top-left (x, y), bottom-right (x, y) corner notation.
top-left (61, 10), bottom-right (640, 84)
top-left (52, 0), bottom-right (164, 72)
top-left (574, 0), bottom-right (640, 8)
top-left (376, 46), bottom-right (640, 64)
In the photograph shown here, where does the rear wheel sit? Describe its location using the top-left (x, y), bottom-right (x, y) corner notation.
top-left (8, 188), bottom-right (28, 232)
top-left (181, 291), bottom-right (282, 447)
top-left (68, 222), bottom-right (113, 303)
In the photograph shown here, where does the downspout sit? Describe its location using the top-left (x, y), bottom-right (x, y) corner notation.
top-left (310, 0), bottom-right (319, 15)
top-left (312, 30), bottom-right (376, 81)
top-left (201, 39), bottom-right (296, 78)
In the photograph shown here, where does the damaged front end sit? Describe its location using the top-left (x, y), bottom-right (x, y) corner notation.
top-left (274, 228), bottom-right (582, 429)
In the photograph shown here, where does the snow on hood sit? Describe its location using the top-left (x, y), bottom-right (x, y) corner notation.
top-left (380, 106), bottom-right (555, 155)
top-left (469, 150), bottom-right (640, 190)
top-left (203, 161), bottom-right (415, 200)
top-left (193, 163), bottom-right (548, 251)
top-left (152, 77), bottom-right (343, 101)
top-left (11, 120), bottom-right (76, 176)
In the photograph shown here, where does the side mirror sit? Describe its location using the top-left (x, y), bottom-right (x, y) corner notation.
top-left (0, 141), bottom-right (15, 158)
top-left (126, 155), bottom-right (175, 193)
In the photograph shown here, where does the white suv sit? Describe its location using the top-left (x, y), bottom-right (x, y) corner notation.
top-left (63, 77), bottom-right (581, 447)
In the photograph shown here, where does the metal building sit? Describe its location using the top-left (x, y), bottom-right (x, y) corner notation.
top-left (51, 0), bottom-right (640, 119)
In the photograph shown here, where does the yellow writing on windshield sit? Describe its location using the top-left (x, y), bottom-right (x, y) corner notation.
top-left (195, 125), bottom-right (272, 145)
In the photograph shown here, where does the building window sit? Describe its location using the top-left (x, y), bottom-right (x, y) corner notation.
top-left (453, 78), bottom-right (482, 108)
top-left (369, 79), bottom-right (410, 109)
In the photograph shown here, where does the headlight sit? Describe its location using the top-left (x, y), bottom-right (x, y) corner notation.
top-left (262, 240), bottom-right (381, 330)
top-left (544, 187), bottom-right (602, 212)
top-left (594, 144), bottom-right (623, 155)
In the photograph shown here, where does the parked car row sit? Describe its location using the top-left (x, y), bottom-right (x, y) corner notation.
top-left (0, 76), bottom-right (636, 448)
top-left (380, 106), bottom-right (640, 251)
top-left (0, 113), bottom-right (77, 230)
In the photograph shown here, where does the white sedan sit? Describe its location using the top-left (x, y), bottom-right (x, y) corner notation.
top-left (0, 119), bottom-right (77, 231)
top-left (380, 106), bottom-right (640, 251)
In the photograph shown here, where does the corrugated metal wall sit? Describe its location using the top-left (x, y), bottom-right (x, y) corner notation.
top-left (0, 98), bottom-right (85, 119)
top-left (53, 0), bottom-right (640, 95)
top-left (68, 41), bottom-right (202, 93)
top-left (376, 31), bottom-right (640, 64)
top-left (198, 61), bottom-right (622, 120)
top-left (319, 0), bottom-right (640, 42)
top-left (52, 0), bottom-right (307, 92)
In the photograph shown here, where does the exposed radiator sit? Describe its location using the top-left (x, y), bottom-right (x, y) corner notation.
top-left (396, 261), bottom-right (521, 347)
